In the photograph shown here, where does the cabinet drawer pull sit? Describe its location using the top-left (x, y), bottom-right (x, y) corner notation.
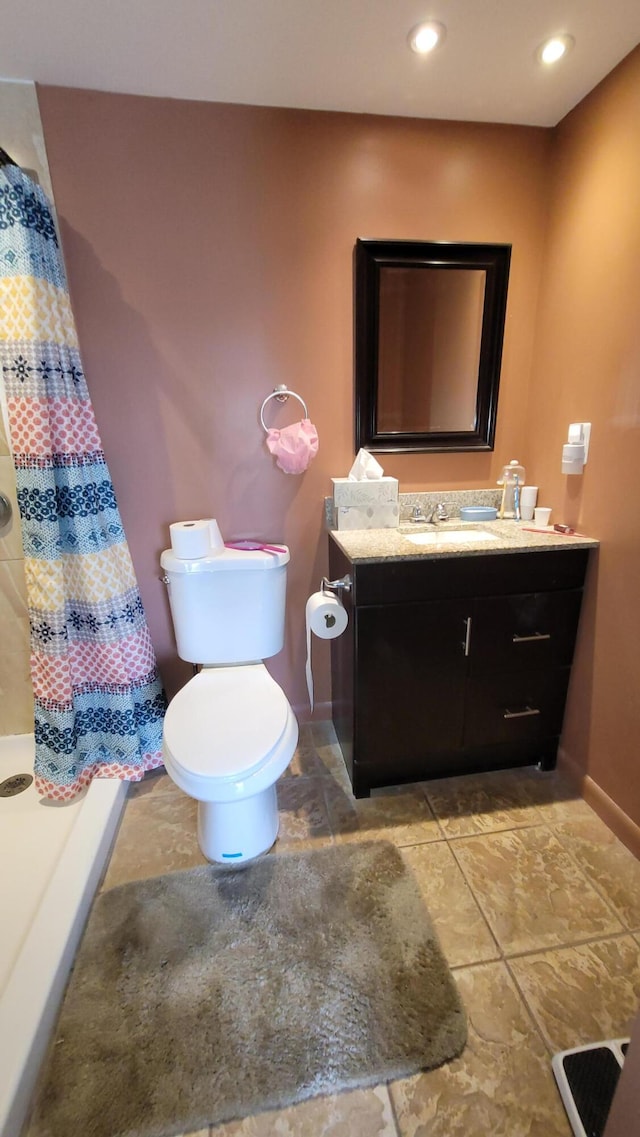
top-left (503, 706), bottom-right (541, 719)
top-left (512, 632), bottom-right (551, 643)
top-left (462, 616), bottom-right (472, 657)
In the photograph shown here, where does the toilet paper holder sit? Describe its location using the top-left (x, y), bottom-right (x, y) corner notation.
top-left (321, 574), bottom-right (352, 596)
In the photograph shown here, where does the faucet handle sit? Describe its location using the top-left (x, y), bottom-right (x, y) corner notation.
top-left (409, 500), bottom-right (452, 524)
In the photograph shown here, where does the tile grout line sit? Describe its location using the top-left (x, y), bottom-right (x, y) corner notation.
top-left (437, 816), bottom-right (631, 979)
top-left (503, 954), bottom-right (563, 1058)
top-left (548, 823), bottom-right (637, 931)
top-left (414, 781), bottom-right (448, 840)
top-left (501, 928), bottom-right (640, 1064)
top-left (501, 926), bottom-right (634, 962)
top-left (434, 814), bottom-right (557, 843)
top-left (444, 832), bottom-right (506, 962)
top-left (444, 955), bottom-right (565, 1120)
top-left (385, 1080), bottom-right (404, 1137)
top-left (443, 843), bottom-right (504, 963)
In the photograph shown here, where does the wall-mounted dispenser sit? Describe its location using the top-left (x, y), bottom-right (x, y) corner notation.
top-left (562, 422), bottom-right (591, 475)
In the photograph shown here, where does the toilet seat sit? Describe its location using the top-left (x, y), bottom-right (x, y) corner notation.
top-left (163, 664), bottom-right (290, 782)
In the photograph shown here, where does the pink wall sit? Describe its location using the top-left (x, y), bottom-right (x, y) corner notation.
top-left (36, 88), bottom-right (550, 713)
top-left (526, 45), bottom-right (640, 845)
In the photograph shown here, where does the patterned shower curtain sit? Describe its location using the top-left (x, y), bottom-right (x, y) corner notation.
top-left (0, 149), bottom-right (166, 799)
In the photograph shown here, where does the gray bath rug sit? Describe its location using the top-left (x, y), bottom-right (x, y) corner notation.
top-left (29, 840), bottom-right (466, 1137)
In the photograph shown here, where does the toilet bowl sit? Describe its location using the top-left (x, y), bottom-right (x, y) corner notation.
top-left (163, 663), bottom-right (298, 862)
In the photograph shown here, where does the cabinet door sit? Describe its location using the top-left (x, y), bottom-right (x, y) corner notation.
top-left (355, 599), bottom-right (470, 772)
top-left (469, 590), bottom-right (583, 674)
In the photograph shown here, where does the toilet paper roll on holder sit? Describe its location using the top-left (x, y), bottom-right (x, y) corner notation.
top-left (321, 574), bottom-right (351, 596)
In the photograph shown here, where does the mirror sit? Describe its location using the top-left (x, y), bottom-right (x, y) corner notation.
top-left (354, 239), bottom-right (511, 452)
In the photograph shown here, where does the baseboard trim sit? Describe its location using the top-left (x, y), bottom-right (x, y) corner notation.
top-left (293, 700), bottom-right (332, 725)
top-left (558, 748), bottom-right (640, 860)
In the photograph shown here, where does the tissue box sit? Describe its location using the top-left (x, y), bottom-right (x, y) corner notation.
top-left (332, 477), bottom-right (399, 530)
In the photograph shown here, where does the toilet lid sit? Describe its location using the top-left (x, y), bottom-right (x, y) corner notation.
top-left (163, 665), bottom-right (290, 780)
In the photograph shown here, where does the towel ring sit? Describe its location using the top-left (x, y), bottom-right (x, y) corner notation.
top-left (260, 385), bottom-right (308, 432)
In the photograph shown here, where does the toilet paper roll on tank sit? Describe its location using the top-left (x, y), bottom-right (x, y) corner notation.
top-left (169, 519), bottom-right (224, 559)
top-left (305, 592), bottom-right (348, 711)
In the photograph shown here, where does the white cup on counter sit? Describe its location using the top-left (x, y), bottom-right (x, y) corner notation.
top-left (520, 486), bottom-right (538, 521)
top-left (534, 506), bottom-right (552, 527)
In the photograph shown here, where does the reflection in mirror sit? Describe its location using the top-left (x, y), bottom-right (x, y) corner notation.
top-left (378, 267), bottom-right (486, 433)
top-left (355, 240), bottom-right (511, 453)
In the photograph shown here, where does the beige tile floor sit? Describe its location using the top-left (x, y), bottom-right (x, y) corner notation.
top-left (101, 722), bottom-right (640, 1137)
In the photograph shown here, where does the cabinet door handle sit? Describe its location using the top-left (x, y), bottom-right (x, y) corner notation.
top-left (503, 706), bottom-right (541, 719)
top-left (462, 616), bottom-right (472, 656)
top-left (512, 632), bottom-right (551, 643)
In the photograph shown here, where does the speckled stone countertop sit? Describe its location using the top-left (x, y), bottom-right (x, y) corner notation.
top-left (329, 519), bottom-right (599, 563)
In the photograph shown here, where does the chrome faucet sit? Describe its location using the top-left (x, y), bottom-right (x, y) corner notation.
top-left (429, 501), bottom-right (451, 524)
top-left (410, 501), bottom-right (450, 524)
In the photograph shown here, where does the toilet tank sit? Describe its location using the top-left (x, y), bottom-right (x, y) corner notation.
top-left (160, 545), bottom-right (290, 665)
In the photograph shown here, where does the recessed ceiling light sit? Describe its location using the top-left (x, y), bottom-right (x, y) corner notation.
top-left (537, 34), bottom-right (575, 65)
top-left (407, 21), bottom-right (446, 55)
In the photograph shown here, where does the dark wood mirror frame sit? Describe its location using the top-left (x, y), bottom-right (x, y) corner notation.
top-left (354, 239), bottom-right (511, 453)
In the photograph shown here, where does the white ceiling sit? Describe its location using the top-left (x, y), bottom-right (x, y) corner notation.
top-left (1, 0), bottom-right (639, 128)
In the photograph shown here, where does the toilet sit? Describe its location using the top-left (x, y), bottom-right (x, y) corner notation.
top-left (160, 532), bottom-right (298, 864)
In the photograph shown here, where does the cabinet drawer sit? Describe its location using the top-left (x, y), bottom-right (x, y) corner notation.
top-left (350, 549), bottom-right (589, 606)
top-left (469, 590), bottom-right (583, 674)
top-left (464, 670), bottom-right (570, 747)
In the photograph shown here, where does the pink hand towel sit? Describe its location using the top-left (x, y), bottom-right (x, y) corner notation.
top-left (266, 418), bottom-right (319, 474)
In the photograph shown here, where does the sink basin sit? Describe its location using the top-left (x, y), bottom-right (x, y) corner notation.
top-left (404, 528), bottom-right (500, 546)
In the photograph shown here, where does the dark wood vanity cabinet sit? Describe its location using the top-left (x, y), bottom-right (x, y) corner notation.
top-left (328, 537), bottom-right (590, 797)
